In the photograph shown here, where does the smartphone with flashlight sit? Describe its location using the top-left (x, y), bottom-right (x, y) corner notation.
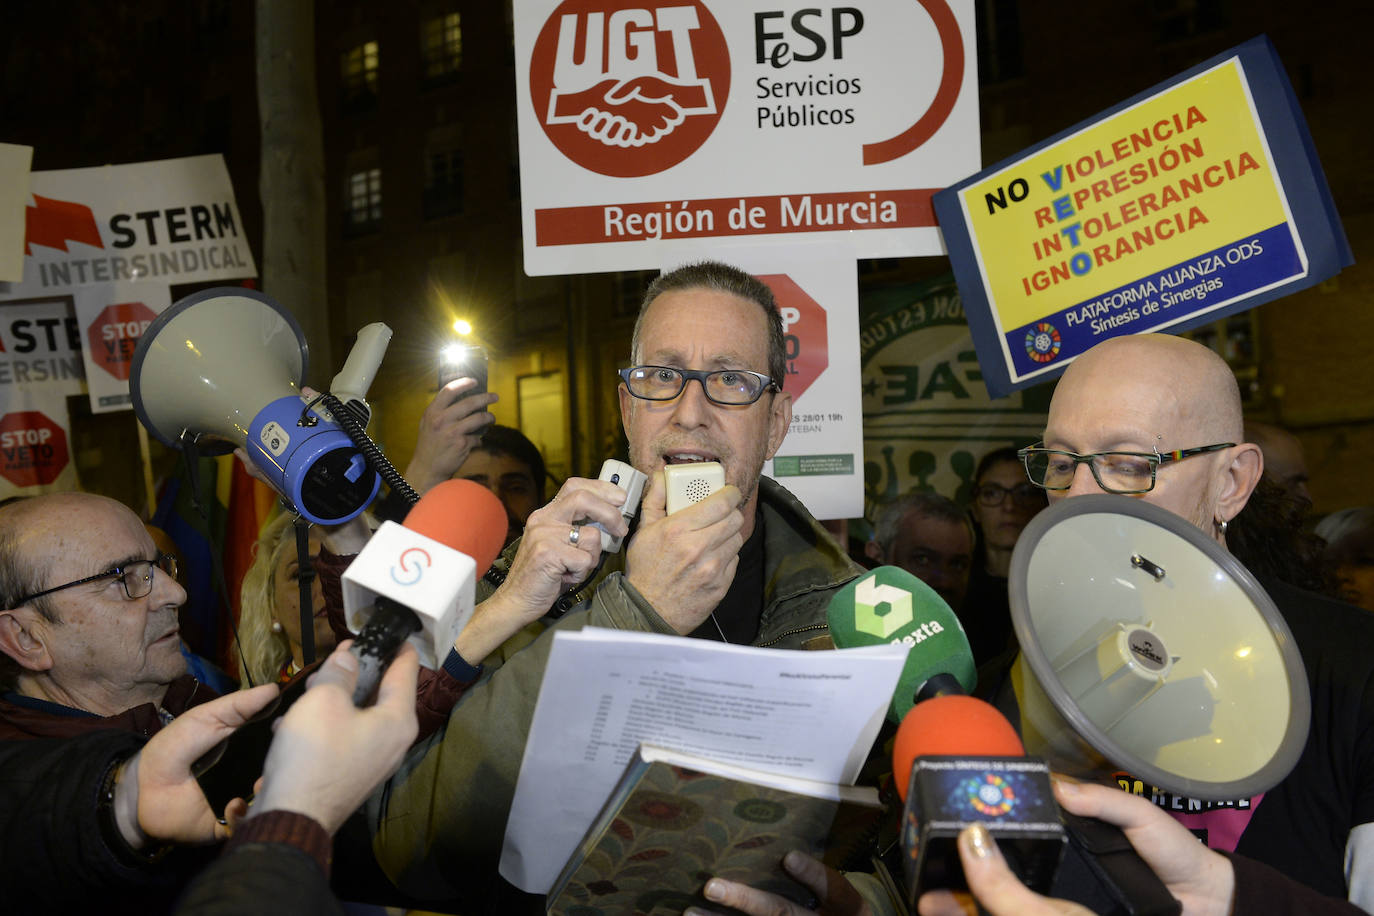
top-left (439, 344), bottom-right (487, 393)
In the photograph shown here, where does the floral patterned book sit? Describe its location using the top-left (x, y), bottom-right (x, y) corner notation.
top-left (546, 744), bottom-right (883, 916)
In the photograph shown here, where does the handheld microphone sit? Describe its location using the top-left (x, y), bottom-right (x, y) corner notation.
top-left (891, 695), bottom-right (1027, 801)
top-left (582, 459), bottom-right (647, 552)
top-left (891, 695), bottom-right (1066, 900)
top-left (826, 566), bottom-right (977, 723)
top-left (343, 478), bottom-right (507, 704)
top-left (193, 480), bottom-right (506, 812)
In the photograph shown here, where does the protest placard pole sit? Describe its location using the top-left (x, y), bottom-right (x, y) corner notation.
top-left (137, 418), bottom-right (156, 519)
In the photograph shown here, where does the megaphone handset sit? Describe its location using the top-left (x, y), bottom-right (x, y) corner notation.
top-left (330, 322), bottom-right (393, 422)
top-left (527, 459), bottom-right (648, 621)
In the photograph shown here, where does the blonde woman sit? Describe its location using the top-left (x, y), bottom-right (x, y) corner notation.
top-left (235, 514), bottom-right (317, 686)
top-left (237, 513), bottom-right (370, 687)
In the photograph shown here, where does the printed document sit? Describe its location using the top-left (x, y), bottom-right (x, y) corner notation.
top-left (499, 627), bottom-right (908, 893)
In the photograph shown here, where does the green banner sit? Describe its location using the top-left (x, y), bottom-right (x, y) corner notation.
top-left (772, 454), bottom-right (856, 477)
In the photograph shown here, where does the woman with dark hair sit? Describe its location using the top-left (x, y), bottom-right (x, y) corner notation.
top-left (1227, 475), bottom-right (1332, 597)
top-left (961, 447), bottom-right (1047, 666)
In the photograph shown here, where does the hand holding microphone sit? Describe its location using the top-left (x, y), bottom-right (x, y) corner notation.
top-left (479, 466), bottom-right (637, 628)
top-left (826, 568), bottom-right (1065, 901)
top-left (626, 466), bottom-right (744, 634)
top-left (342, 478), bottom-right (508, 705)
top-left (252, 641), bottom-right (420, 835)
top-left (917, 779), bottom-right (1240, 916)
top-left (851, 572), bottom-right (1180, 912)
top-left (192, 480), bottom-right (506, 814)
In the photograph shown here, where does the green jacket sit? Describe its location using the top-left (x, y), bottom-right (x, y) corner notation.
top-left (369, 476), bottom-right (864, 900)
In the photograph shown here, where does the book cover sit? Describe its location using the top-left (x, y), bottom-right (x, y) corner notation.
top-left (547, 745), bottom-right (883, 916)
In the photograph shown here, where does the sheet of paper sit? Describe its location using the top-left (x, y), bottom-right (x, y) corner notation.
top-left (0, 144), bottom-right (33, 283)
top-left (499, 627), bottom-right (909, 893)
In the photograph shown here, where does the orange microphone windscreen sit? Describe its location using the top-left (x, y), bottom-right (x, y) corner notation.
top-left (891, 695), bottom-right (1026, 802)
top-left (402, 478), bottom-right (508, 576)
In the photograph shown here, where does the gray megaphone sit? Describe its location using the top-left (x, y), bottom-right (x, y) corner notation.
top-left (1008, 494), bottom-right (1310, 801)
top-left (129, 287), bottom-right (383, 525)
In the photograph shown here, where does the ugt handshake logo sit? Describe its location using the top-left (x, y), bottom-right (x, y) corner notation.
top-left (531, 2), bottom-right (729, 177)
top-left (548, 72), bottom-right (713, 149)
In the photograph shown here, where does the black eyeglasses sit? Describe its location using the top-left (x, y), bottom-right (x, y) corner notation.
top-left (8, 553), bottom-right (178, 609)
top-left (973, 482), bottom-right (1045, 508)
top-left (619, 365), bottom-right (779, 406)
top-left (1018, 443), bottom-right (1235, 495)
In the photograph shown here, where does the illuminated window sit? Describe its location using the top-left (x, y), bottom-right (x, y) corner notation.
top-left (345, 167), bottom-right (382, 236)
top-left (421, 13), bottom-right (462, 80)
top-left (341, 40), bottom-right (379, 107)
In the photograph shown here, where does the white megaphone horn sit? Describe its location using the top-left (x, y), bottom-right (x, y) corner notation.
top-left (1007, 494), bottom-right (1310, 802)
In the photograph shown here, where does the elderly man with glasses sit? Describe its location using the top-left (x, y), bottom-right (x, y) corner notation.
top-left (0, 492), bottom-right (210, 739)
top-left (986, 333), bottom-right (1374, 911)
top-left (867, 491), bottom-right (975, 613)
top-left (367, 261), bottom-right (868, 910)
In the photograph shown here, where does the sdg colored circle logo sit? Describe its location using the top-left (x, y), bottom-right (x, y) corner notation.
top-left (967, 773), bottom-right (1015, 817)
top-left (1025, 321), bottom-right (1062, 363)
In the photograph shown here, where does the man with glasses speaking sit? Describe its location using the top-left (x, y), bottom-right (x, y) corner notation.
top-left (369, 262), bottom-right (866, 907)
top-left (998, 333), bottom-right (1374, 909)
top-left (0, 492), bottom-right (204, 740)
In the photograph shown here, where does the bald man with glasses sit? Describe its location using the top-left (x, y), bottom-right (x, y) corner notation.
top-left (0, 492), bottom-right (213, 740)
top-left (989, 333), bottom-right (1374, 911)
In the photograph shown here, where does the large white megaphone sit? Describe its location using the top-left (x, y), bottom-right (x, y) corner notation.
top-left (130, 287), bottom-right (382, 525)
top-left (1008, 494), bottom-right (1310, 801)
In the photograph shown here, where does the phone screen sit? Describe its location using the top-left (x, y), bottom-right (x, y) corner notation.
top-left (439, 344), bottom-right (487, 393)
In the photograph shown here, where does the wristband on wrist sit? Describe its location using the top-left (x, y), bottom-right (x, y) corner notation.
top-left (97, 757), bottom-right (172, 865)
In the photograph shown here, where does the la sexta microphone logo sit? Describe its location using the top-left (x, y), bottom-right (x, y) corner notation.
top-left (390, 547), bottom-right (432, 586)
top-left (529, 0), bottom-right (730, 178)
top-left (854, 574), bottom-right (913, 639)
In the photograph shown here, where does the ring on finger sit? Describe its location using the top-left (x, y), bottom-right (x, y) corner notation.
top-left (568, 525), bottom-right (581, 546)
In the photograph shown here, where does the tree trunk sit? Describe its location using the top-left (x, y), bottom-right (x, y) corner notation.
top-left (255, 0), bottom-right (331, 377)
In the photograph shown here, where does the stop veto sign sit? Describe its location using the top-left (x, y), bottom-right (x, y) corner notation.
top-left (760, 274), bottom-right (828, 400)
top-left (88, 302), bottom-right (157, 381)
top-left (0, 411), bottom-right (70, 488)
